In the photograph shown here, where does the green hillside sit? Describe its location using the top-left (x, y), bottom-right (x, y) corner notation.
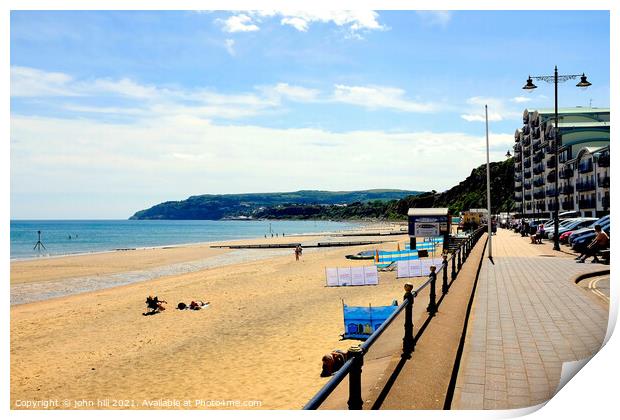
top-left (129, 189), bottom-right (422, 220)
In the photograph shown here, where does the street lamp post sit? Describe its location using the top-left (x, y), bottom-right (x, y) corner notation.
top-left (522, 66), bottom-right (591, 251)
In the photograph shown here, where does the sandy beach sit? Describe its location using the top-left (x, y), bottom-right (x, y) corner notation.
top-left (10, 227), bottom-right (429, 409)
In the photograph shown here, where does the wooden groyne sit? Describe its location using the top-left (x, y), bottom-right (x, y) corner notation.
top-left (211, 240), bottom-right (391, 249)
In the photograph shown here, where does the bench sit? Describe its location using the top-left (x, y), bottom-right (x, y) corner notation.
top-left (599, 249), bottom-right (610, 265)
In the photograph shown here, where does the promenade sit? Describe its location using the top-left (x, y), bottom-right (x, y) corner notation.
top-left (451, 228), bottom-right (609, 409)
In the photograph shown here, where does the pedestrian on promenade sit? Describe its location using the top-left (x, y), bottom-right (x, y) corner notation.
top-left (577, 225), bottom-right (609, 263)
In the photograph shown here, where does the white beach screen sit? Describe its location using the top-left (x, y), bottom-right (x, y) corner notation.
top-left (326, 268), bottom-right (339, 287)
top-left (325, 266), bottom-right (379, 286)
top-left (351, 267), bottom-right (365, 286)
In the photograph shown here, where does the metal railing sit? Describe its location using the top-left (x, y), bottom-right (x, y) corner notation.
top-left (304, 227), bottom-right (486, 410)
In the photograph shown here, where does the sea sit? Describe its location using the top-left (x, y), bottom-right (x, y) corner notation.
top-left (10, 219), bottom-right (360, 260)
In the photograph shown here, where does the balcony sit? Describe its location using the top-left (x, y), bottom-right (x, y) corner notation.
top-left (546, 157), bottom-right (556, 168)
top-left (524, 159), bottom-right (532, 169)
top-left (576, 181), bottom-right (596, 192)
top-left (523, 148), bottom-right (532, 158)
top-left (598, 152), bottom-right (610, 167)
top-left (526, 203), bottom-right (532, 210)
top-left (514, 153), bottom-right (522, 163)
top-left (522, 135), bottom-right (531, 147)
top-left (559, 153), bottom-right (570, 164)
top-left (561, 200), bottom-right (575, 211)
top-left (532, 139), bottom-right (542, 150)
top-left (548, 201), bottom-right (559, 212)
top-left (522, 125), bottom-right (530, 135)
top-left (533, 163), bottom-right (545, 175)
top-left (533, 151), bottom-right (544, 163)
top-left (535, 201), bottom-right (546, 212)
top-left (514, 193), bottom-right (522, 201)
top-left (524, 183), bottom-right (532, 191)
top-left (598, 174), bottom-right (610, 188)
top-left (533, 190), bottom-right (546, 200)
top-left (559, 184), bottom-right (574, 195)
top-left (545, 187), bottom-right (558, 197)
top-left (546, 171), bottom-right (556, 183)
top-left (533, 176), bottom-right (545, 187)
top-left (578, 198), bottom-right (596, 209)
top-left (533, 126), bottom-right (541, 137)
top-left (545, 141), bottom-right (556, 154)
top-left (524, 193), bottom-right (532, 201)
top-left (524, 171), bottom-right (532, 180)
top-left (559, 168), bottom-right (574, 179)
top-left (602, 195), bottom-right (610, 209)
top-left (578, 161), bottom-right (594, 174)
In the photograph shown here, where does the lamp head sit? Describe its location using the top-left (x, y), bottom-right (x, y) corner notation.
top-left (523, 76), bottom-right (537, 90)
top-left (576, 73), bottom-right (592, 89)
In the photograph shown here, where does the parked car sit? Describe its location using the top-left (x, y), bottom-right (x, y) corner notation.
top-left (561, 215), bottom-right (609, 244)
top-left (571, 225), bottom-right (610, 254)
top-left (568, 215), bottom-right (610, 246)
top-left (547, 218), bottom-right (597, 240)
top-left (543, 218), bottom-right (581, 238)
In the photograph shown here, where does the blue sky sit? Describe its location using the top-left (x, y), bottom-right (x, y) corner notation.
top-left (10, 10), bottom-right (610, 218)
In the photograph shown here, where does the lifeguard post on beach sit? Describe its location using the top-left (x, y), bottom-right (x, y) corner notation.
top-left (407, 208), bottom-right (450, 253)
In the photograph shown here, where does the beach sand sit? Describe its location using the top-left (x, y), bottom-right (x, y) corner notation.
top-left (11, 230), bottom-right (429, 409)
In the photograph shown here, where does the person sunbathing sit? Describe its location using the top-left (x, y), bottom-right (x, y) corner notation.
top-left (189, 300), bottom-right (209, 310)
top-left (145, 295), bottom-right (167, 314)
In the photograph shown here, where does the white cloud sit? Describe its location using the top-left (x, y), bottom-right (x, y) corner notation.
top-left (11, 66), bottom-right (78, 97)
top-left (258, 83), bottom-right (320, 103)
top-left (280, 17), bottom-right (309, 32)
top-left (11, 114), bottom-right (514, 218)
top-left (218, 14), bottom-right (260, 33)
top-left (511, 96), bottom-right (532, 103)
top-left (460, 96), bottom-right (522, 123)
top-left (216, 11), bottom-right (386, 37)
top-left (224, 38), bottom-right (236, 56)
top-left (416, 11), bottom-right (453, 27)
top-left (13, 67), bottom-right (441, 120)
top-left (332, 85), bottom-right (437, 113)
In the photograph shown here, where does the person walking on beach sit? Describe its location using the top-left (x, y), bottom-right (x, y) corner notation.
top-left (295, 245), bottom-right (302, 261)
top-left (577, 225), bottom-right (609, 264)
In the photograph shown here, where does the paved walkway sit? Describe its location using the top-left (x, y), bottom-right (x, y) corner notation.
top-left (452, 229), bottom-right (609, 409)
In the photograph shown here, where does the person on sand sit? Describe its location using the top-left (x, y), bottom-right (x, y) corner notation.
top-left (145, 295), bottom-right (167, 314)
top-left (189, 300), bottom-right (210, 310)
top-left (294, 245), bottom-right (301, 261)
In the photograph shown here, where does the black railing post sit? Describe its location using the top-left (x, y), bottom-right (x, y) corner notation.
top-left (451, 252), bottom-right (456, 281)
top-left (457, 246), bottom-right (462, 270)
top-left (427, 266), bottom-right (437, 315)
top-left (462, 241), bottom-right (468, 263)
top-left (403, 284), bottom-right (414, 355)
top-left (347, 345), bottom-right (364, 410)
top-left (442, 254), bottom-right (449, 294)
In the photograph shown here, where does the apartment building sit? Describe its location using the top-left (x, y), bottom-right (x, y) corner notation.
top-left (513, 107), bottom-right (609, 218)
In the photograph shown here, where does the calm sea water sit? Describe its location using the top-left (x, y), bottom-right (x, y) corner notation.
top-left (10, 219), bottom-right (359, 260)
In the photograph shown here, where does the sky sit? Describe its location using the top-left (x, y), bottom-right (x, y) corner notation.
top-left (9, 9), bottom-right (610, 219)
